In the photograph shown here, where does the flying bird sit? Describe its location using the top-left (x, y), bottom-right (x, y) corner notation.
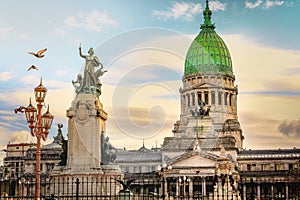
top-left (27, 65), bottom-right (39, 71)
top-left (14, 106), bottom-right (26, 114)
top-left (28, 48), bottom-right (47, 58)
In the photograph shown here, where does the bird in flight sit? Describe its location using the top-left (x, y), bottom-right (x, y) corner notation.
top-left (14, 106), bottom-right (26, 114)
top-left (27, 65), bottom-right (39, 71)
top-left (28, 48), bottom-right (47, 58)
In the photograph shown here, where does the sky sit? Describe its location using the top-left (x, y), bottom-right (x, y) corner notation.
top-left (1, 0), bottom-right (300, 162)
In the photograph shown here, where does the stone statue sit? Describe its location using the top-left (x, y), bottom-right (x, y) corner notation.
top-left (72, 74), bottom-right (83, 94)
top-left (101, 132), bottom-right (117, 164)
top-left (195, 99), bottom-right (211, 118)
top-left (52, 123), bottom-right (67, 166)
top-left (72, 45), bottom-right (107, 96)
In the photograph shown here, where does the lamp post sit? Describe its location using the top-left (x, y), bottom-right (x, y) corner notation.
top-left (178, 176), bottom-right (190, 199)
top-left (15, 78), bottom-right (54, 200)
top-left (158, 163), bottom-right (172, 200)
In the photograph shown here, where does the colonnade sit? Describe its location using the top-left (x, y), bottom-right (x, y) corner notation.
top-left (182, 89), bottom-right (237, 115)
top-left (163, 176), bottom-right (239, 199)
top-left (241, 181), bottom-right (299, 200)
top-left (166, 176), bottom-right (209, 198)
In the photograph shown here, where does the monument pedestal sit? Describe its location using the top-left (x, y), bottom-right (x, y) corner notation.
top-left (65, 93), bottom-right (107, 171)
top-left (51, 93), bottom-right (123, 196)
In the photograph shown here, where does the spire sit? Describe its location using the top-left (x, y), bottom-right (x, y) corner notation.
top-left (200, 0), bottom-right (215, 30)
top-left (142, 138), bottom-right (145, 148)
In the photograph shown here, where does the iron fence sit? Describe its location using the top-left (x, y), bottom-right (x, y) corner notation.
top-left (0, 175), bottom-right (299, 199)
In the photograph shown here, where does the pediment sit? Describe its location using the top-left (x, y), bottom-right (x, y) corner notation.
top-left (169, 151), bottom-right (218, 167)
top-left (194, 82), bottom-right (217, 88)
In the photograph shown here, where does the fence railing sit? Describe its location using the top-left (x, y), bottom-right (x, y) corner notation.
top-left (0, 175), bottom-right (299, 200)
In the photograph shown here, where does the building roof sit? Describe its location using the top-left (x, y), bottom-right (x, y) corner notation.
top-left (115, 147), bottom-right (162, 163)
top-left (184, 0), bottom-right (233, 77)
top-left (238, 148), bottom-right (300, 159)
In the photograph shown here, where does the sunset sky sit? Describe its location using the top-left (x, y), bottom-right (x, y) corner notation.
top-left (1, 0), bottom-right (300, 162)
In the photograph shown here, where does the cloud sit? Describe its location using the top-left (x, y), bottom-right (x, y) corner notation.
top-left (152, 2), bottom-right (202, 21)
top-left (278, 119), bottom-right (300, 138)
top-left (64, 10), bottom-right (117, 32)
top-left (223, 34), bottom-right (300, 94)
top-left (0, 27), bottom-right (13, 39)
top-left (245, 0), bottom-right (285, 9)
top-left (245, 0), bottom-right (263, 9)
top-left (0, 127), bottom-right (39, 165)
top-left (48, 20), bottom-right (68, 36)
top-left (18, 33), bottom-right (30, 40)
top-left (0, 72), bottom-right (13, 82)
top-left (210, 1), bottom-right (227, 11)
top-left (264, 0), bottom-right (284, 9)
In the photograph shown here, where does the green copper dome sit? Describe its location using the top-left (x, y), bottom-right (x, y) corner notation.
top-left (184, 1), bottom-right (233, 76)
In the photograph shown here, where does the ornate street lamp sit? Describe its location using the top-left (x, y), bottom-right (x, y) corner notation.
top-left (15, 78), bottom-right (54, 200)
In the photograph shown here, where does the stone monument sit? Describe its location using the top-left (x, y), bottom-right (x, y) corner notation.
top-left (50, 46), bottom-right (122, 197)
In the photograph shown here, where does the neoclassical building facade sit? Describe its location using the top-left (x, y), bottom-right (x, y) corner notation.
top-left (115, 1), bottom-right (300, 199)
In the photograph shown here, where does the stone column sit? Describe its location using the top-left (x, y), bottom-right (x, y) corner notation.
top-left (188, 178), bottom-right (193, 199)
top-left (203, 178), bottom-right (206, 197)
top-left (214, 183), bottom-right (218, 200)
top-left (285, 184), bottom-right (288, 200)
top-left (208, 91), bottom-right (211, 105)
top-left (243, 184), bottom-right (246, 200)
top-left (257, 184), bottom-right (260, 200)
top-left (233, 94), bottom-right (237, 112)
top-left (271, 184), bottom-right (274, 200)
top-left (140, 185), bottom-right (144, 196)
top-left (176, 178), bottom-right (179, 198)
top-left (228, 179), bottom-right (233, 200)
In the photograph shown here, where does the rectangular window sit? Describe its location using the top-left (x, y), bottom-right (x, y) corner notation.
top-left (218, 92), bottom-right (222, 105)
top-left (247, 164), bottom-right (251, 171)
top-left (187, 94), bottom-right (190, 107)
top-left (204, 92), bottom-right (209, 104)
top-left (262, 164), bottom-right (270, 171)
top-left (198, 92), bottom-right (202, 103)
top-left (275, 163), bottom-right (284, 171)
top-left (211, 92), bottom-right (215, 105)
top-left (229, 94), bottom-right (233, 106)
top-left (191, 93), bottom-right (195, 106)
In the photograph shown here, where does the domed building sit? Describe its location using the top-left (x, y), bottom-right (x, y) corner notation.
top-left (158, 1), bottom-right (243, 197)
top-left (116, 1), bottom-right (300, 199)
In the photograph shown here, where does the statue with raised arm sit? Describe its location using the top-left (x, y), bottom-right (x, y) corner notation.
top-left (74, 44), bottom-right (107, 96)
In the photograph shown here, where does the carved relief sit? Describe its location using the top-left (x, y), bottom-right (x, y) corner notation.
top-left (75, 100), bottom-right (90, 124)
